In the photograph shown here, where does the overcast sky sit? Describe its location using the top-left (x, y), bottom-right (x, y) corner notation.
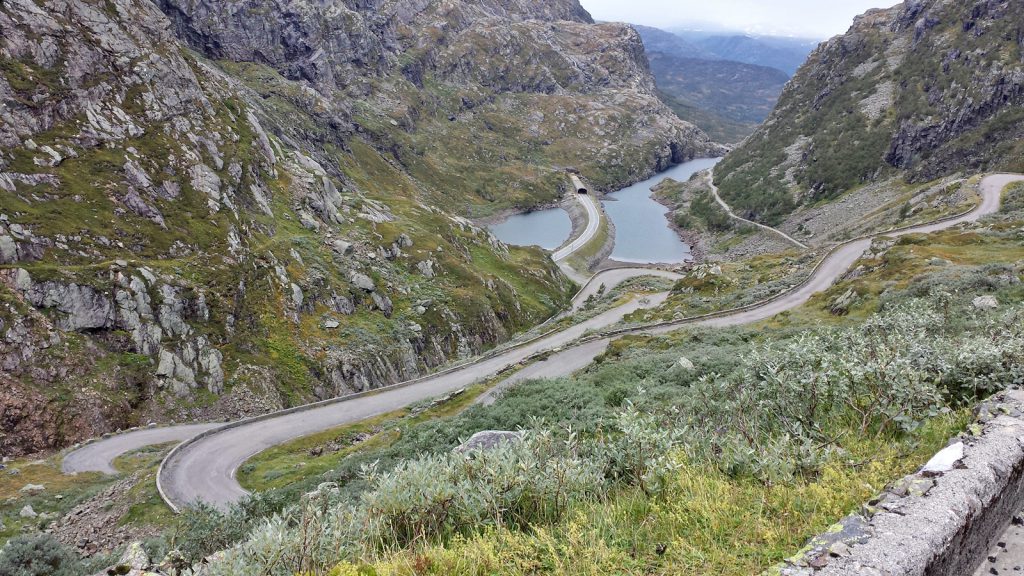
top-left (579, 0), bottom-right (902, 39)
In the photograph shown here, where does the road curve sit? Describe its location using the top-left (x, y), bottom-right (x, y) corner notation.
top-left (63, 267), bottom-right (678, 477)
top-left (159, 293), bottom-right (669, 510)
top-left (552, 193), bottom-right (601, 261)
top-left (571, 267), bottom-right (684, 311)
top-left (62, 423), bottom-right (221, 475)
top-left (68, 174), bottom-right (1020, 509)
top-left (706, 172), bottom-right (809, 250)
top-left (651, 173), bottom-right (1017, 331)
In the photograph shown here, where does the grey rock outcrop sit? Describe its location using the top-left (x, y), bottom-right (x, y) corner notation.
top-left (455, 430), bottom-right (524, 454)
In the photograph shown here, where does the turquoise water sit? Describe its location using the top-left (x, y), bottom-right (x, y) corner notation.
top-left (489, 208), bottom-right (573, 250)
top-left (488, 158), bottom-right (722, 260)
top-left (603, 158), bottom-right (722, 264)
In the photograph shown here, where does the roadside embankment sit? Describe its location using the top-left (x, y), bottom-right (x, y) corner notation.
top-left (772, 389), bottom-right (1024, 576)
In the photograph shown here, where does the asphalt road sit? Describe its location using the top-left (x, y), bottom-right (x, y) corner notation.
top-left (62, 423), bottom-right (221, 474)
top-left (64, 174), bottom-right (1021, 511)
top-left (552, 193), bottom-right (600, 261)
top-left (571, 268), bottom-right (684, 311)
top-left (159, 292), bottom-right (669, 509)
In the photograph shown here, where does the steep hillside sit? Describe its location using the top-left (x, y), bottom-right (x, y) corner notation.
top-left (715, 0), bottom-right (1024, 224)
top-left (0, 0), bottom-right (721, 454)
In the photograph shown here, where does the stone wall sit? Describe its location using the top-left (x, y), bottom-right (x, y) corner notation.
top-left (773, 389), bottom-right (1024, 576)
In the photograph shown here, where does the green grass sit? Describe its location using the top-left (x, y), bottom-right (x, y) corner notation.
top-left (351, 414), bottom-right (966, 576)
top-left (236, 381), bottom-right (497, 493)
top-left (112, 443), bottom-right (178, 528)
top-left (0, 442), bottom-right (177, 547)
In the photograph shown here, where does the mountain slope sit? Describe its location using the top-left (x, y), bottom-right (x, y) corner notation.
top-left (632, 26), bottom-right (790, 143)
top-left (0, 0), bottom-right (721, 454)
top-left (647, 51), bottom-right (789, 143)
top-left (715, 0), bottom-right (1024, 224)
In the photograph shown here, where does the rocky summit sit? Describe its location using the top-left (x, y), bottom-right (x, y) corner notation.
top-left (0, 0), bottom-right (720, 454)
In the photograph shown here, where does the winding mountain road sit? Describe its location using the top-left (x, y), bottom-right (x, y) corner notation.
top-left (705, 172), bottom-right (809, 250)
top-left (62, 424), bottom-right (220, 475)
top-left (552, 192), bottom-right (601, 261)
top-left (63, 174), bottom-right (1022, 512)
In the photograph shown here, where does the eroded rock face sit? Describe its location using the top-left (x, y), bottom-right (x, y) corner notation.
top-left (157, 0), bottom-right (593, 95)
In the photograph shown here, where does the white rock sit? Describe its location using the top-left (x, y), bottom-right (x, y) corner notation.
top-left (676, 357), bottom-right (695, 370)
top-left (921, 441), bottom-right (964, 476)
top-left (972, 295), bottom-right (999, 310)
top-left (18, 483), bottom-right (44, 495)
top-left (19, 504), bottom-right (37, 518)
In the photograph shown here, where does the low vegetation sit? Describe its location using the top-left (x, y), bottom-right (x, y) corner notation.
top-left (74, 181), bottom-right (1023, 576)
top-left (178, 282), bottom-right (1021, 574)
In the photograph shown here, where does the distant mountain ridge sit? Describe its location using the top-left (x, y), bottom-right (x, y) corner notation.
top-left (634, 25), bottom-right (796, 143)
top-left (675, 31), bottom-right (819, 76)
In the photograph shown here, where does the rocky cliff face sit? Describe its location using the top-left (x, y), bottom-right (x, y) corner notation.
top-left (0, 0), bottom-right (715, 453)
top-left (715, 0), bottom-right (1024, 224)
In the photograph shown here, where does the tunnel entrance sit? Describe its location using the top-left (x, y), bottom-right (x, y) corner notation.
top-left (569, 174), bottom-right (588, 194)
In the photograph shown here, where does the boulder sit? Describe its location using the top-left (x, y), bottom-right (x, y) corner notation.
top-left (454, 430), bottom-right (524, 454)
top-left (18, 483), bottom-right (44, 495)
top-left (19, 504), bottom-right (36, 518)
top-left (117, 541), bottom-right (150, 572)
top-left (417, 260), bottom-right (435, 278)
top-left (349, 271), bottom-right (375, 292)
top-left (330, 240), bottom-right (354, 256)
top-left (676, 357), bottom-right (695, 370)
top-left (972, 295), bottom-right (999, 310)
top-left (831, 288), bottom-right (859, 316)
top-left (371, 292), bottom-right (393, 317)
top-left (330, 294), bottom-right (355, 315)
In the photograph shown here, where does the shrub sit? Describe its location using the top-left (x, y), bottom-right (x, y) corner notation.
top-left (362, 429), bottom-right (603, 548)
top-left (0, 534), bottom-right (87, 576)
top-left (196, 296), bottom-right (1024, 574)
top-left (679, 300), bottom-right (1024, 481)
